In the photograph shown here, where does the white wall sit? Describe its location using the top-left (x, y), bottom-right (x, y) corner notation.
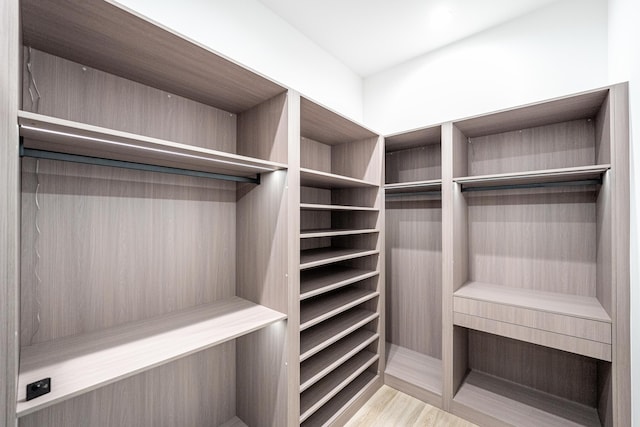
top-left (362, 0), bottom-right (608, 134)
top-left (114, 0), bottom-right (364, 121)
top-left (609, 0), bottom-right (640, 425)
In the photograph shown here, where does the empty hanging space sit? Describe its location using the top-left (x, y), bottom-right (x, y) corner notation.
top-left (298, 97), bottom-right (383, 425)
top-left (18, 1), bottom-right (290, 425)
top-left (383, 125), bottom-right (443, 406)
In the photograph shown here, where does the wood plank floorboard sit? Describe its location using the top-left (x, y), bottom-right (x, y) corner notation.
top-left (345, 385), bottom-right (476, 427)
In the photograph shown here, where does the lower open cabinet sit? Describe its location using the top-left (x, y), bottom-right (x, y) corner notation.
top-left (451, 328), bottom-right (611, 427)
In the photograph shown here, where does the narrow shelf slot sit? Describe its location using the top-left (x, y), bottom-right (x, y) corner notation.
top-left (300, 288), bottom-right (379, 331)
top-left (300, 309), bottom-right (379, 362)
top-left (300, 330), bottom-right (379, 392)
top-left (300, 203), bottom-right (377, 212)
top-left (299, 350), bottom-right (379, 422)
top-left (300, 371), bottom-right (378, 427)
top-left (17, 297), bottom-right (286, 417)
top-left (300, 266), bottom-right (378, 300)
top-left (454, 371), bottom-right (601, 427)
top-left (18, 111), bottom-right (287, 182)
top-left (300, 168), bottom-right (378, 189)
top-left (300, 248), bottom-right (379, 270)
top-left (300, 228), bottom-right (379, 239)
top-left (384, 343), bottom-right (442, 396)
top-left (455, 164), bottom-right (609, 192)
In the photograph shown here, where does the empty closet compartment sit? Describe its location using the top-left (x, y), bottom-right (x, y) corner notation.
top-left (300, 234), bottom-right (380, 270)
top-left (384, 196), bottom-right (442, 404)
top-left (452, 183), bottom-right (612, 361)
top-left (301, 209), bottom-right (380, 238)
top-left (452, 329), bottom-right (612, 427)
top-left (385, 125), bottom-right (442, 190)
top-left (452, 88), bottom-right (612, 184)
top-left (299, 297), bottom-right (380, 425)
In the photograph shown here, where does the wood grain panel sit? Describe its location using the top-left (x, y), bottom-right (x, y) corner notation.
top-left (18, 343), bottom-right (236, 427)
top-left (332, 137), bottom-right (380, 183)
top-left (237, 322), bottom-right (287, 427)
top-left (300, 137), bottom-right (331, 174)
top-left (594, 92), bottom-right (611, 165)
top-left (466, 188), bottom-right (597, 295)
top-left (20, 158), bottom-right (236, 344)
top-left (300, 97), bottom-right (377, 145)
top-left (237, 170), bottom-right (288, 313)
top-left (385, 144), bottom-right (441, 184)
top-left (237, 91), bottom-right (288, 163)
top-left (1, 0), bottom-right (20, 424)
top-left (21, 0), bottom-right (285, 113)
top-left (385, 198), bottom-right (442, 358)
top-left (454, 88), bottom-right (607, 138)
top-left (384, 343), bottom-right (442, 401)
top-left (385, 126), bottom-right (441, 152)
top-left (455, 312), bottom-right (611, 361)
top-left (468, 330), bottom-right (599, 406)
top-left (23, 49), bottom-right (237, 153)
top-left (467, 119), bottom-right (596, 176)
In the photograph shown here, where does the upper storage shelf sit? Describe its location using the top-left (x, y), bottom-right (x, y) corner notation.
top-left (17, 297), bottom-right (286, 417)
top-left (19, 111), bottom-right (287, 181)
top-left (20, 0), bottom-right (285, 113)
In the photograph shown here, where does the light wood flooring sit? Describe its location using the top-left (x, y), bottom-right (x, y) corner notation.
top-left (344, 385), bottom-right (477, 427)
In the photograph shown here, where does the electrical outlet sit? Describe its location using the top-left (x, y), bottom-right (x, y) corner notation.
top-left (26, 378), bottom-right (51, 401)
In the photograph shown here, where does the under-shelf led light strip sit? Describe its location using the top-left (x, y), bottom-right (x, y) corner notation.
top-left (19, 125), bottom-right (276, 172)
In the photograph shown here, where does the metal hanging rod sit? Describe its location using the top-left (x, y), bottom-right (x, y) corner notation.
top-left (460, 179), bottom-right (601, 193)
top-left (19, 143), bottom-right (260, 184)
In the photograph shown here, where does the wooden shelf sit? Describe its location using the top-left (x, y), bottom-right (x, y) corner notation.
top-left (300, 371), bottom-right (378, 427)
top-left (300, 288), bottom-right (379, 331)
top-left (454, 165), bottom-right (610, 190)
top-left (384, 343), bottom-right (442, 397)
top-left (21, 0), bottom-right (285, 113)
top-left (384, 179), bottom-right (442, 194)
top-left (300, 203), bottom-right (377, 212)
top-left (300, 266), bottom-right (379, 300)
top-left (17, 297), bottom-right (286, 417)
top-left (300, 248), bottom-right (379, 270)
top-left (300, 228), bottom-right (379, 239)
top-left (19, 112), bottom-right (286, 179)
top-left (454, 371), bottom-right (601, 427)
top-left (300, 329), bottom-right (379, 392)
top-left (454, 281), bottom-right (611, 322)
top-left (300, 309), bottom-right (379, 362)
top-left (219, 417), bottom-right (248, 427)
top-left (300, 168), bottom-right (378, 189)
top-left (299, 350), bottom-right (379, 422)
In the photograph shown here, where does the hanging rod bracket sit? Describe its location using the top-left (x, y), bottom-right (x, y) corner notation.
top-left (19, 144), bottom-right (261, 184)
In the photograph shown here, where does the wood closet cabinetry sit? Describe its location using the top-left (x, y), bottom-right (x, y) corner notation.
top-left (383, 84), bottom-right (629, 427)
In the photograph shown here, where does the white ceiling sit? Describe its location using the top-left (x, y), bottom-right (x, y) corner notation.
top-left (257, 0), bottom-right (562, 77)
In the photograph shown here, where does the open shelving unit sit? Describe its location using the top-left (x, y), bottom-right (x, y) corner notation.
top-left (444, 84), bottom-right (629, 427)
top-left (297, 97), bottom-right (383, 425)
top-left (13, 1), bottom-right (293, 426)
top-left (383, 124), bottom-right (444, 407)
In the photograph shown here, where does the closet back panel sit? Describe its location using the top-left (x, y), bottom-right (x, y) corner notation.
top-left (237, 92), bottom-right (289, 164)
top-left (385, 199), bottom-right (442, 358)
top-left (301, 137), bottom-right (380, 182)
top-left (385, 144), bottom-right (442, 184)
top-left (18, 342), bottom-right (236, 427)
top-left (466, 187), bottom-right (597, 296)
top-left (20, 158), bottom-right (236, 345)
top-left (22, 49), bottom-right (237, 153)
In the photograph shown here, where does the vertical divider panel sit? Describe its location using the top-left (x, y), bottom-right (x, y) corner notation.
top-left (1, 0), bottom-right (20, 425)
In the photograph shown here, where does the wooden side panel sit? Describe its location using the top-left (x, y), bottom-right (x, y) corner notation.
top-left (237, 322), bottom-right (287, 427)
top-left (22, 49), bottom-right (237, 153)
top-left (385, 144), bottom-right (441, 184)
top-left (237, 91), bottom-right (288, 164)
top-left (1, 0), bottom-right (20, 425)
top-left (385, 198), bottom-right (442, 358)
top-left (18, 343), bottom-right (236, 427)
top-left (466, 188), bottom-right (597, 296)
top-left (300, 137), bottom-right (332, 173)
top-left (236, 170), bottom-right (288, 314)
top-left (594, 92), bottom-right (611, 165)
top-left (597, 173), bottom-right (613, 316)
top-left (20, 159), bottom-right (236, 344)
top-left (332, 137), bottom-right (380, 183)
top-left (468, 330), bottom-right (598, 407)
top-left (467, 120), bottom-right (596, 176)
top-left (452, 327), bottom-right (468, 396)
